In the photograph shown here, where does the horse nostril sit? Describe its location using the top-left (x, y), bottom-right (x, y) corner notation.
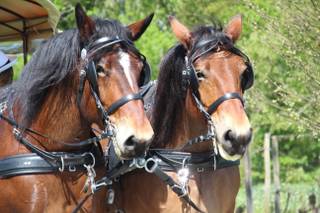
top-left (224, 129), bottom-right (252, 145)
top-left (123, 136), bottom-right (147, 156)
top-left (124, 135), bottom-right (135, 148)
top-left (224, 129), bottom-right (235, 142)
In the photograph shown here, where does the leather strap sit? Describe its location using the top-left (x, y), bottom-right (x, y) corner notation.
top-left (152, 166), bottom-right (205, 213)
top-left (150, 149), bottom-right (240, 172)
top-left (72, 193), bottom-right (93, 213)
top-left (139, 81), bottom-right (155, 97)
top-left (207, 92), bottom-right (244, 115)
top-left (0, 151), bottom-right (99, 178)
top-left (106, 93), bottom-right (143, 115)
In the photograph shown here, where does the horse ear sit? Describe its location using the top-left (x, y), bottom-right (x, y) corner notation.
top-left (168, 16), bottom-right (192, 49)
top-left (224, 15), bottom-right (242, 43)
top-left (75, 3), bottom-right (95, 43)
top-left (127, 13), bottom-right (154, 41)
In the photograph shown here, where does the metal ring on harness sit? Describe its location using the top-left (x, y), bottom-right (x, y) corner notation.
top-left (83, 152), bottom-right (96, 168)
top-left (59, 156), bottom-right (65, 172)
top-left (171, 184), bottom-right (188, 198)
top-left (130, 158), bottom-right (146, 169)
top-left (145, 158), bottom-right (159, 173)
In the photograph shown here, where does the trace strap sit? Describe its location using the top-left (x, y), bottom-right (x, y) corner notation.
top-left (0, 112), bottom-right (109, 179)
top-left (0, 152), bottom-right (98, 178)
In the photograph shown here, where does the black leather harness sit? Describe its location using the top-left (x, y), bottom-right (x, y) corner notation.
top-left (0, 107), bottom-right (108, 179)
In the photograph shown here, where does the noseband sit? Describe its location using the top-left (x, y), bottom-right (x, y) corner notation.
top-left (77, 36), bottom-right (151, 134)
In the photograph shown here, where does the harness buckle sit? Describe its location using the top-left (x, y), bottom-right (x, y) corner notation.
top-left (144, 158), bottom-right (160, 173)
top-left (107, 188), bottom-right (115, 204)
top-left (68, 165), bottom-right (76, 172)
top-left (197, 167), bottom-right (205, 173)
top-left (12, 128), bottom-right (21, 137)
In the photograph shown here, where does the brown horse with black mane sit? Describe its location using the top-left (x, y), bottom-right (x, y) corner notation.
top-left (107, 15), bottom-right (253, 213)
top-left (0, 4), bottom-right (154, 213)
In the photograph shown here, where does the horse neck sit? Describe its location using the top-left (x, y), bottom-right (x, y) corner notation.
top-left (165, 90), bottom-right (208, 150)
top-left (27, 85), bottom-right (91, 151)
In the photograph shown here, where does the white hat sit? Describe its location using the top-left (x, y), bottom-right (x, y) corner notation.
top-left (0, 50), bottom-right (17, 73)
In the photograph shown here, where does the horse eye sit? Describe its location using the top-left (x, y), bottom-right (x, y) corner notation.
top-left (96, 65), bottom-right (104, 74)
top-left (196, 70), bottom-right (206, 80)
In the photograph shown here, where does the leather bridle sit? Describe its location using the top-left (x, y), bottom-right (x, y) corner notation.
top-left (77, 36), bottom-right (151, 135)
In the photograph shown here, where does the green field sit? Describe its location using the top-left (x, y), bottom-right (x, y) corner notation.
top-left (236, 183), bottom-right (320, 212)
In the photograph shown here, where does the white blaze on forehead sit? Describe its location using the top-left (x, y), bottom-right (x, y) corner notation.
top-left (119, 51), bottom-right (134, 90)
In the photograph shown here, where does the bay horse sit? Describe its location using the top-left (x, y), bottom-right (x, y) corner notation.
top-left (106, 15), bottom-right (253, 213)
top-left (0, 4), bottom-right (154, 213)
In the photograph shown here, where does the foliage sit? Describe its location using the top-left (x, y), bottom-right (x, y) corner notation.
top-left (236, 183), bottom-right (320, 212)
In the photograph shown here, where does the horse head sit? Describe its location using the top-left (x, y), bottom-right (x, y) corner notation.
top-left (75, 5), bottom-right (154, 159)
top-left (167, 15), bottom-right (253, 160)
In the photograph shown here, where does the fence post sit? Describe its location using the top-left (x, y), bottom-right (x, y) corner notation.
top-left (264, 133), bottom-right (271, 213)
top-left (272, 136), bottom-right (281, 213)
top-left (244, 149), bottom-right (253, 213)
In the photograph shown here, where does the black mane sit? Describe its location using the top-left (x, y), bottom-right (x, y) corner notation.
top-left (0, 18), bottom-right (131, 127)
top-left (152, 24), bottom-right (234, 147)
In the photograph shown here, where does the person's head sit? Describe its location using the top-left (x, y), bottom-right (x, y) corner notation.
top-left (0, 50), bottom-right (16, 87)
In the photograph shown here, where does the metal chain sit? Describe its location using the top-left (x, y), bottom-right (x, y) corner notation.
top-left (0, 101), bottom-right (7, 114)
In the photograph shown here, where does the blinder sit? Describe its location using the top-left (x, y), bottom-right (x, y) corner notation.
top-left (86, 61), bottom-right (100, 97)
top-left (230, 46), bottom-right (254, 91)
top-left (82, 36), bottom-right (151, 97)
top-left (183, 57), bottom-right (200, 98)
top-left (241, 64), bottom-right (254, 91)
top-left (139, 59), bottom-right (151, 87)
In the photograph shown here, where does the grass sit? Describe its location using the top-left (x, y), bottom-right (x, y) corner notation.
top-left (236, 183), bottom-right (320, 212)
